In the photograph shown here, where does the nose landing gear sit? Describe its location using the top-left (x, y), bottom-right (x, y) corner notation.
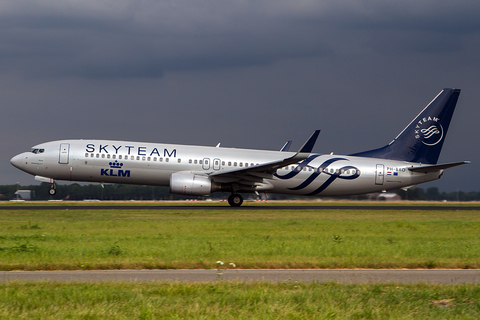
top-left (48, 183), bottom-right (57, 196)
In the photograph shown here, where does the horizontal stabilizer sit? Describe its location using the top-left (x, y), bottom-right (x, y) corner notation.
top-left (408, 161), bottom-right (470, 173)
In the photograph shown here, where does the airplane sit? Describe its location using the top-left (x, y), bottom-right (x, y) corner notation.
top-left (10, 88), bottom-right (469, 206)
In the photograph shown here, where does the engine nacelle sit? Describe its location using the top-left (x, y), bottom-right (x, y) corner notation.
top-left (169, 172), bottom-right (213, 196)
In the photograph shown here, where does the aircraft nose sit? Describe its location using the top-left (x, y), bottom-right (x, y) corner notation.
top-left (10, 154), bottom-right (24, 169)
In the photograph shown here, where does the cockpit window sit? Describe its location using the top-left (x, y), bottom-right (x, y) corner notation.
top-left (29, 148), bottom-right (45, 154)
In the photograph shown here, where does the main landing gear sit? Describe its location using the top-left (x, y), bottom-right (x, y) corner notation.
top-left (228, 194), bottom-right (243, 207)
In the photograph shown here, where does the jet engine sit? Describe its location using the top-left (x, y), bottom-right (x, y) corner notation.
top-left (169, 172), bottom-right (215, 196)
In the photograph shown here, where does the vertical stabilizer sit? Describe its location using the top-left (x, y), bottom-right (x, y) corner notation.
top-left (351, 88), bottom-right (461, 164)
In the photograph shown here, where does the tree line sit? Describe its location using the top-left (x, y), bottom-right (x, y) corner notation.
top-left (0, 183), bottom-right (478, 202)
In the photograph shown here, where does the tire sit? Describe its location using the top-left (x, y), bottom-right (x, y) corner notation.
top-left (228, 194), bottom-right (243, 207)
top-left (49, 188), bottom-right (56, 196)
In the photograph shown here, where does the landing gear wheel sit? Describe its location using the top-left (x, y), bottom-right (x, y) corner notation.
top-left (228, 194), bottom-right (243, 207)
top-left (49, 185), bottom-right (56, 196)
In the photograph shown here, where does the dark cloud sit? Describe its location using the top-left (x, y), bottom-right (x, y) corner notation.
top-left (1, 1), bottom-right (478, 79)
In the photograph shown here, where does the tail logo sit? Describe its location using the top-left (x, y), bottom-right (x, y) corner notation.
top-left (415, 116), bottom-right (444, 146)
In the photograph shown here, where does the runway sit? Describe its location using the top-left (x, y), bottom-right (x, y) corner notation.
top-left (2, 205), bottom-right (480, 210)
top-left (2, 269), bottom-right (480, 284)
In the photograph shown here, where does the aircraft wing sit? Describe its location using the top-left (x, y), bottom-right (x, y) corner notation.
top-left (408, 161), bottom-right (470, 173)
top-left (209, 131), bottom-right (320, 186)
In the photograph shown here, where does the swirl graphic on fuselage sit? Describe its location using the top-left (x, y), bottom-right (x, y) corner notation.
top-left (274, 157), bottom-right (360, 195)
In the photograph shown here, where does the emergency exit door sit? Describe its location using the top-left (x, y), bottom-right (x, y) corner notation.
top-left (375, 164), bottom-right (384, 185)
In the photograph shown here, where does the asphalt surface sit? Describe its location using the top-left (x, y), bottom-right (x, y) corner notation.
top-left (2, 269), bottom-right (480, 284)
top-left (2, 205), bottom-right (480, 210)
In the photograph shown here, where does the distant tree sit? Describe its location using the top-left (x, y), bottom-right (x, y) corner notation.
top-left (426, 187), bottom-right (441, 201)
top-left (2, 183), bottom-right (480, 202)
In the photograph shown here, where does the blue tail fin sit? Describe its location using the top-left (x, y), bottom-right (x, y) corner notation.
top-left (350, 88), bottom-right (461, 164)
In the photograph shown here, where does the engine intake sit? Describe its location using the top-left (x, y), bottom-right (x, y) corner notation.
top-left (169, 172), bottom-right (213, 196)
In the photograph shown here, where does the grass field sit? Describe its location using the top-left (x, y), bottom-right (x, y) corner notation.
top-left (2, 203), bottom-right (480, 319)
top-left (0, 281), bottom-right (479, 319)
top-left (1, 204), bottom-right (480, 270)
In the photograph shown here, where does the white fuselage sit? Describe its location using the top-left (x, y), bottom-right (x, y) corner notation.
top-left (11, 139), bottom-right (442, 196)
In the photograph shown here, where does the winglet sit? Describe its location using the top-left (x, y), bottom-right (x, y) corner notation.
top-left (298, 130), bottom-right (320, 153)
top-left (280, 141), bottom-right (292, 152)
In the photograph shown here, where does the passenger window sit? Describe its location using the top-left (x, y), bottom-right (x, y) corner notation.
top-left (222, 161), bottom-right (225, 166)
top-left (101, 154), bottom-right (105, 159)
top-left (142, 156), bottom-right (146, 161)
top-left (239, 162), bottom-right (243, 167)
top-left (160, 158), bottom-right (163, 162)
top-left (107, 154), bottom-right (111, 159)
top-left (194, 160), bottom-right (198, 164)
top-left (178, 159), bottom-right (181, 163)
top-left (119, 155), bottom-right (122, 160)
top-left (154, 157), bottom-right (157, 161)
top-left (166, 158), bottom-right (169, 162)
top-left (91, 154), bottom-right (94, 158)
top-left (234, 162), bottom-right (237, 167)
top-left (112, 155), bottom-right (116, 159)
top-left (147, 157), bottom-right (151, 161)
top-left (228, 162), bottom-right (231, 166)
top-left (96, 154), bottom-right (99, 158)
top-left (199, 160), bottom-right (202, 164)
top-left (189, 159), bottom-right (192, 164)
top-left (85, 153), bottom-right (89, 157)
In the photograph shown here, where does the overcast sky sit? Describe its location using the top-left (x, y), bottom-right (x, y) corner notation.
top-left (1, 0), bottom-right (479, 192)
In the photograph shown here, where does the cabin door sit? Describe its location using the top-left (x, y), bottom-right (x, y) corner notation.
top-left (59, 143), bottom-right (70, 164)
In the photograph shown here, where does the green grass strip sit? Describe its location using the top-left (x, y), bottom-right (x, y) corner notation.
top-left (1, 209), bottom-right (480, 270)
top-left (1, 282), bottom-right (480, 319)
